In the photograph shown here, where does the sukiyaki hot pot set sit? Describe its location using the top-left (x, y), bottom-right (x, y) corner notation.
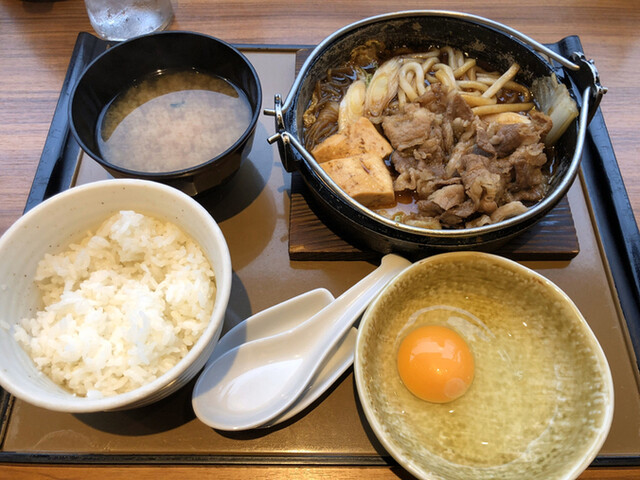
top-left (266, 10), bottom-right (605, 255)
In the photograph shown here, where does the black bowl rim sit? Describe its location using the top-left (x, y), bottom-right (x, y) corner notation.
top-left (278, 10), bottom-right (588, 241)
top-left (69, 30), bottom-right (263, 180)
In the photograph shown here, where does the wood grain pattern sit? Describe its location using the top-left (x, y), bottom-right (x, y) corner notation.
top-left (1, 465), bottom-right (640, 480)
top-left (289, 175), bottom-right (579, 262)
top-left (0, 1), bottom-right (639, 478)
top-left (2, 465), bottom-right (640, 480)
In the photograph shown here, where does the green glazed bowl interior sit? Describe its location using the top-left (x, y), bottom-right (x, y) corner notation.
top-left (355, 252), bottom-right (614, 480)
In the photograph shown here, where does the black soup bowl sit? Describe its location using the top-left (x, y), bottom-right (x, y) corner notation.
top-left (69, 31), bottom-right (262, 196)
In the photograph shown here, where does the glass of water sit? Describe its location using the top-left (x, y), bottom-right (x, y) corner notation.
top-left (84, 0), bottom-right (174, 41)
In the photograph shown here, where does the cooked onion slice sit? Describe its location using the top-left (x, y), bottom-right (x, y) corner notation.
top-left (338, 79), bottom-right (366, 131)
top-left (364, 57), bottom-right (401, 122)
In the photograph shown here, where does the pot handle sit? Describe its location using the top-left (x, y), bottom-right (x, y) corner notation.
top-left (268, 86), bottom-right (594, 177)
top-left (266, 94), bottom-right (348, 188)
top-left (566, 52), bottom-right (607, 123)
top-left (270, 87), bottom-right (594, 172)
top-left (465, 15), bottom-right (606, 122)
top-left (266, 93), bottom-right (311, 173)
top-left (472, 16), bottom-right (606, 122)
top-left (267, 131), bottom-right (314, 174)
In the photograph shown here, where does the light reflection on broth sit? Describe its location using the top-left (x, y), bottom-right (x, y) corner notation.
top-left (98, 69), bottom-right (252, 173)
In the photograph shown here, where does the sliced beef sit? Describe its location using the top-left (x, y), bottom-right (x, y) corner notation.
top-left (429, 184), bottom-right (466, 211)
top-left (508, 188), bottom-right (546, 203)
top-left (474, 122), bottom-right (497, 158)
top-left (445, 137), bottom-right (474, 178)
top-left (505, 143), bottom-right (548, 202)
top-left (413, 132), bottom-right (447, 164)
top-left (415, 82), bottom-right (448, 114)
top-left (420, 176), bottom-right (462, 199)
top-left (417, 194), bottom-right (476, 228)
top-left (417, 83), bottom-right (474, 140)
top-left (490, 201), bottom-right (528, 223)
top-left (529, 110), bottom-right (553, 140)
top-left (458, 154), bottom-right (506, 214)
top-left (465, 214), bottom-right (492, 228)
top-left (445, 90), bottom-right (474, 123)
top-left (390, 150), bottom-right (453, 199)
top-left (391, 151), bottom-right (427, 191)
top-left (373, 83), bottom-right (554, 229)
top-left (488, 110), bottom-right (554, 158)
top-left (382, 104), bottom-right (434, 150)
top-left (440, 199), bottom-right (477, 227)
top-left (416, 199), bottom-right (442, 217)
top-left (491, 123), bottom-right (531, 158)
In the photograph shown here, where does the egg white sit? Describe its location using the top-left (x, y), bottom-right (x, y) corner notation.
top-left (360, 258), bottom-right (610, 478)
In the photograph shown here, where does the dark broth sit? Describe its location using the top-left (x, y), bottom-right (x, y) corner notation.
top-left (305, 43), bottom-right (559, 227)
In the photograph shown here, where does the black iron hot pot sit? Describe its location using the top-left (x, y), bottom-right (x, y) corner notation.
top-left (266, 11), bottom-right (605, 256)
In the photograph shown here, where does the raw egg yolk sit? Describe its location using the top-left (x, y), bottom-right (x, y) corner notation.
top-left (397, 325), bottom-right (474, 403)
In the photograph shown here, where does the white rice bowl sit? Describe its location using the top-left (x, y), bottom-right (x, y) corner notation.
top-left (0, 179), bottom-right (232, 412)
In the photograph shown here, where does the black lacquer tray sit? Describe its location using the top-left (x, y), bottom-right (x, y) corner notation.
top-left (0, 32), bottom-right (639, 468)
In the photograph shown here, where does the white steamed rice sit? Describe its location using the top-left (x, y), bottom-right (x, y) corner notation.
top-left (13, 210), bottom-right (216, 398)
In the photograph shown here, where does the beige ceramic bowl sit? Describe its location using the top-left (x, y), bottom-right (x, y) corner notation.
top-left (0, 179), bottom-right (232, 412)
top-left (354, 252), bottom-right (614, 480)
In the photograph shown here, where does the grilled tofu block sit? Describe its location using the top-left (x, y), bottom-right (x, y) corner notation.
top-left (320, 152), bottom-right (395, 208)
top-left (311, 117), bottom-right (392, 162)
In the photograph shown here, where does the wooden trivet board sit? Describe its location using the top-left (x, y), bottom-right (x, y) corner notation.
top-left (288, 173), bottom-right (579, 261)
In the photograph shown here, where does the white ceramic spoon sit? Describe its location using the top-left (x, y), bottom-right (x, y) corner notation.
top-left (193, 288), bottom-right (357, 428)
top-left (204, 289), bottom-right (337, 368)
top-left (191, 254), bottom-right (411, 431)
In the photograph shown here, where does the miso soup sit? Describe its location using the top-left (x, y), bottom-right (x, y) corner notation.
top-left (98, 69), bottom-right (252, 173)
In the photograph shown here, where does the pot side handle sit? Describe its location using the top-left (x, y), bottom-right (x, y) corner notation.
top-left (567, 52), bottom-right (607, 124)
top-left (467, 13), bottom-right (606, 123)
top-left (266, 128), bottom-right (314, 175)
top-left (266, 85), bottom-right (594, 178)
top-left (489, 20), bottom-right (607, 122)
top-left (265, 94), bottom-right (300, 173)
top-left (264, 95), bottom-right (345, 196)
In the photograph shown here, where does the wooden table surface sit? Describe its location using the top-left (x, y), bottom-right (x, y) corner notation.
top-left (1, 0), bottom-right (639, 478)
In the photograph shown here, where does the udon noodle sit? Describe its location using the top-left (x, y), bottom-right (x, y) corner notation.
top-left (305, 42), bottom-right (536, 148)
top-left (303, 41), bottom-right (577, 230)
top-left (394, 47), bottom-right (533, 113)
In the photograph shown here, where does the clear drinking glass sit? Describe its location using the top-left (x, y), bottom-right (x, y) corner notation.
top-left (84, 0), bottom-right (174, 41)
